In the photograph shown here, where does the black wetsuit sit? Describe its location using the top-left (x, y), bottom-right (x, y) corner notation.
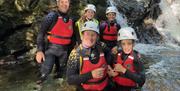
top-left (66, 42), bottom-right (112, 91)
top-left (36, 10), bottom-right (76, 81)
top-left (113, 50), bottom-right (146, 91)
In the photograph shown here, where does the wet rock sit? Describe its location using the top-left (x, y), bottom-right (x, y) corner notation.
top-left (0, 0), bottom-right (54, 57)
top-left (112, 0), bottom-right (163, 43)
top-left (0, 55), bottom-right (17, 65)
top-left (0, 0), bottom-right (5, 6)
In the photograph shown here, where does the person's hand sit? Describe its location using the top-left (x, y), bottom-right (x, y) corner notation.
top-left (36, 51), bottom-right (45, 63)
top-left (111, 46), bottom-right (118, 55)
top-left (81, 13), bottom-right (87, 21)
top-left (114, 64), bottom-right (126, 73)
top-left (91, 68), bottom-right (105, 79)
top-left (107, 65), bottom-right (118, 77)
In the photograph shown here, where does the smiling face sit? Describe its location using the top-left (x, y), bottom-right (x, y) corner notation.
top-left (106, 12), bottom-right (116, 21)
top-left (81, 30), bottom-right (98, 48)
top-left (57, 0), bottom-right (70, 13)
top-left (84, 9), bottom-right (95, 20)
top-left (119, 39), bottom-right (134, 54)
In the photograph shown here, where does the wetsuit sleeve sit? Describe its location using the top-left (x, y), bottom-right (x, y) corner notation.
top-left (67, 50), bottom-right (93, 85)
top-left (124, 56), bottom-right (146, 87)
top-left (98, 42), bottom-right (113, 66)
top-left (99, 22), bottom-right (106, 41)
top-left (74, 21), bottom-right (81, 44)
top-left (37, 12), bottom-right (57, 52)
top-left (116, 23), bottom-right (121, 31)
top-left (68, 20), bottom-right (77, 52)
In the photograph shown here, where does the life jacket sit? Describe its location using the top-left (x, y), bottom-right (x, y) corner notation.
top-left (113, 52), bottom-right (138, 87)
top-left (102, 22), bottom-right (118, 41)
top-left (47, 16), bottom-right (73, 45)
top-left (76, 18), bottom-right (99, 38)
top-left (79, 47), bottom-right (108, 91)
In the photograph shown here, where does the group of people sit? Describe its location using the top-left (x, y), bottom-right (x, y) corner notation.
top-left (35, 0), bottom-right (146, 91)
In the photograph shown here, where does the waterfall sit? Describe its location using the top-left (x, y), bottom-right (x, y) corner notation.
top-left (107, 0), bottom-right (128, 27)
top-left (154, 0), bottom-right (180, 43)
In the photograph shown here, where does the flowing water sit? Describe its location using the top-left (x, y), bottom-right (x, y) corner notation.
top-left (107, 0), bottom-right (128, 27)
top-left (0, 0), bottom-right (180, 91)
top-left (135, 43), bottom-right (180, 91)
top-left (155, 0), bottom-right (180, 43)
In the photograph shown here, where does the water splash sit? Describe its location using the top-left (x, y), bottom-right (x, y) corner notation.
top-left (107, 0), bottom-right (128, 27)
top-left (135, 43), bottom-right (180, 91)
top-left (154, 0), bottom-right (180, 43)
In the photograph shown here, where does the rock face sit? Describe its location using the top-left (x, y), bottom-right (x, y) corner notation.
top-left (112, 0), bottom-right (163, 43)
top-left (0, 0), bottom-right (168, 59)
top-left (0, 0), bottom-right (107, 60)
top-left (0, 0), bottom-right (52, 56)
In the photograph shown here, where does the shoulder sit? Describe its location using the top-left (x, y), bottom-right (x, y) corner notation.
top-left (76, 19), bottom-right (85, 25)
top-left (133, 50), bottom-right (141, 58)
top-left (43, 11), bottom-right (58, 22)
top-left (69, 46), bottom-right (81, 61)
top-left (115, 22), bottom-right (121, 29)
top-left (75, 19), bottom-right (82, 24)
top-left (100, 20), bottom-right (107, 25)
top-left (46, 11), bottom-right (58, 18)
top-left (93, 18), bottom-right (99, 24)
top-left (96, 42), bottom-right (108, 52)
top-left (100, 21), bottom-right (107, 28)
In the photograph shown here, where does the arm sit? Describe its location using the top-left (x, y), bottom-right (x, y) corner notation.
top-left (37, 12), bottom-right (57, 52)
top-left (116, 23), bottom-right (121, 31)
top-left (66, 50), bottom-right (93, 85)
top-left (98, 42), bottom-right (113, 66)
top-left (124, 57), bottom-right (146, 87)
top-left (74, 21), bottom-right (81, 44)
top-left (68, 20), bottom-right (77, 53)
top-left (99, 22), bottom-right (106, 41)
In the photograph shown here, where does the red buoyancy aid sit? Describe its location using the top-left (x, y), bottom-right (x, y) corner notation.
top-left (113, 52), bottom-right (137, 87)
top-left (80, 53), bottom-right (108, 91)
top-left (102, 23), bottom-right (118, 41)
top-left (47, 17), bottom-right (73, 45)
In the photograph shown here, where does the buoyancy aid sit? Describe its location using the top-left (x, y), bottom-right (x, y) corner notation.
top-left (102, 22), bottom-right (118, 41)
top-left (113, 52), bottom-right (138, 87)
top-left (79, 46), bottom-right (108, 91)
top-left (47, 16), bottom-right (73, 45)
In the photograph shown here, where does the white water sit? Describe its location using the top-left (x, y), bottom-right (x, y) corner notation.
top-left (154, 0), bottom-right (180, 43)
top-left (135, 43), bottom-right (180, 91)
top-left (107, 0), bottom-right (128, 27)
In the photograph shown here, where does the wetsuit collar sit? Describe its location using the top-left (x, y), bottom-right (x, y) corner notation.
top-left (58, 11), bottom-right (68, 17)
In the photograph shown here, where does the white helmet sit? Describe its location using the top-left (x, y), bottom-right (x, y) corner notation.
top-left (106, 6), bottom-right (117, 14)
top-left (81, 21), bottom-right (99, 34)
top-left (117, 27), bottom-right (138, 41)
top-left (84, 4), bottom-right (96, 12)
